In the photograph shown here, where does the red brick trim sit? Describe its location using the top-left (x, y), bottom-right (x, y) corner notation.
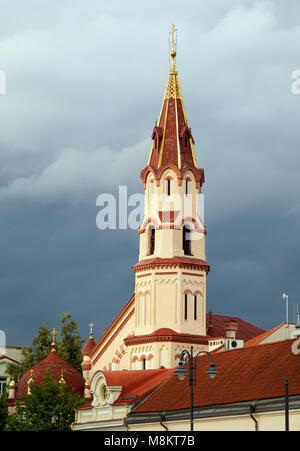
top-left (124, 333), bottom-right (208, 347)
top-left (182, 272), bottom-right (204, 277)
top-left (155, 272), bottom-right (178, 275)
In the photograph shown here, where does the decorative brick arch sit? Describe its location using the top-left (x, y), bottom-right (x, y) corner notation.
top-left (139, 217), bottom-right (160, 234)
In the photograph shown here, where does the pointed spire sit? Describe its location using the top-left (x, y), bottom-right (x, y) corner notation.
top-left (51, 328), bottom-right (57, 352)
top-left (89, 321), bottom-right (94, 339)
top-left (169, 24), bottom-right (177, 70)
top-left (143, 24), bottom-right (204, 186)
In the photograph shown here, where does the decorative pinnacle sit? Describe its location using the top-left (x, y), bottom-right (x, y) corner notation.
top-left (51, 328), bottom-right (57, 352)
top-left (27, 369), bottom-right (34, 384)
top-left (169, 24), bottom-right (177, 70)
top-left (59, 369), bottom-right (66, 384)
top-left (89, 322), bottom-right (94, 338)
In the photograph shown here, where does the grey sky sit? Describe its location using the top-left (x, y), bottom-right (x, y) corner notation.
top-left (1, 0), bottom-right (300, 346)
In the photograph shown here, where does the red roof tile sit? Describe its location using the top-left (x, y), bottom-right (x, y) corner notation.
top-left (207, 314), bottom-right (265, 341)
top-left (244, 323), bottom-right (285, 347)
top-left (82, 337), bottom-right (96, 356)
top-left (95, 368), bottom-right (173, 405)
top-left (15, 350), bottom-right (85, 400)
top-left (134, 339), bottom-right (300, 413)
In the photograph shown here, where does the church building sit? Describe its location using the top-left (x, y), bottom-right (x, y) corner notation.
top-left (70, 27), bottom-right (300, 431)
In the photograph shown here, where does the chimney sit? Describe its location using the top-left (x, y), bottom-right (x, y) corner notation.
top-left (224, 320), bottom-right (238, 339)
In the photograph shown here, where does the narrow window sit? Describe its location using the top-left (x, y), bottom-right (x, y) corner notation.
top-left (185, 136), bottom-right (188, 147)
top-left (184, 294), bottom-right (188, 320)
top-left (167, 179), bottom-right (171, 196)
top-left (194, 295), bottom-right (197, 320)
top-left (183, 226), bottom-right (192, 255)
top-left (149, 227), bottom-right (155, 255)
top-left (155, 137), bottom-right (158, 149)
top-left (142, 358), bottom-right (146, 370)
top-left (185, 179), bottom-right (189, 195)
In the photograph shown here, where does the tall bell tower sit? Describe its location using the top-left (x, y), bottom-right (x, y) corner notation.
top-left (126, 26), bottom-right (210, 369)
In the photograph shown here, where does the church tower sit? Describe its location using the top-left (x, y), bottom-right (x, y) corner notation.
top-left (126, 25), bottom-right (210, 369)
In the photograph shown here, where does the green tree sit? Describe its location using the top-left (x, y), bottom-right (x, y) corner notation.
top-left (57, 313), bottom-right (84, 372)
top-left (0, 391), bottom-right (8, 431)
top-left (5, 371), bottom-right (85, 431)
top-left (6, 314), bottom-right (84, 380)
top-left (5, 323), bottom-right (52, 381)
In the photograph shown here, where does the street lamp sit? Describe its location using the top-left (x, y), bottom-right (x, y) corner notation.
top-left (283, 293), bottom-right (289, 339)
top-left (174, 346), bottom-right (219, 431)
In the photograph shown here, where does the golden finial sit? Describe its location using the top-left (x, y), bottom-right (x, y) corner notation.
top-left (9, 377), bottom-right (16, 388)
top-left (85, 378), bottom-right (91, 388)
top-left (169, 24), bottom-right (177, 69)
top-left (51, 328), bottom-right (57, 352)
top-left (89, 322), bottom-right (94, 339)
top-left (59, 369), bottom-right (66, 384)
top-left (27, 369), bottom-right (34, 385)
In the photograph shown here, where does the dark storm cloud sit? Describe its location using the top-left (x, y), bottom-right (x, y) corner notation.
top-left (0, 0), bottom-right (300, 345)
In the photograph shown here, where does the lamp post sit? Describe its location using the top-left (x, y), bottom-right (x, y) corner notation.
top-left (174, 346), bottom-right (219, 431)
top-left (283, 293), bottom-right (289, 339)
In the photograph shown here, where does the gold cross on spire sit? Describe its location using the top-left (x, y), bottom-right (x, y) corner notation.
top-left (89, 322), bottom-right (94, 338)
top-left (51, 328), bottom-right (57, 351)
top-left (169, 24), bottom-right (177, 69)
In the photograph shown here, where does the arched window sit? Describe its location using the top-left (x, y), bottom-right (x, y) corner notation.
top-left (142, 358), bottom-right (146, 370)
top-left (184, 294), bottom-right (188, 320)
top-left (164, 176), bottom-right (173, 196)
top-left (194, 295), bottom-right (197, 320)
top-left (138, 295), bottom-right (144, 326)
top-left (185, 179), bottom-right (191, 195)
top-left (183, 225), bottom-right (192, 255)
top-left (149, 226), bottom-right (155, 255)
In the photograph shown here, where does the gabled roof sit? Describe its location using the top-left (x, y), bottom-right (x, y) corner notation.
top-left (206, 314), bottom-right (265, 342)
top-left (90, 294), bottom-right (135, 363)
top-left (244, 323), bottom-right (285, 347)
top-left (132, 338), bottom-right (300, 414)
top-left (0, 355), bottom-right (22, 365)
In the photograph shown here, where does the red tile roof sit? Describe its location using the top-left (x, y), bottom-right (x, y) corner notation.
top-left (207, 314), bottom-right (265, 341)
top-left (15, 350), bottom-right (85, 400)
top-left (134, 338), bottom-right (300, 413)
top-left (244, 323), bottom-right (285, 347)
top-left (82, 337), bottom-right (96, 356)
top-left (94, 368), bottom-right (173, 406)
